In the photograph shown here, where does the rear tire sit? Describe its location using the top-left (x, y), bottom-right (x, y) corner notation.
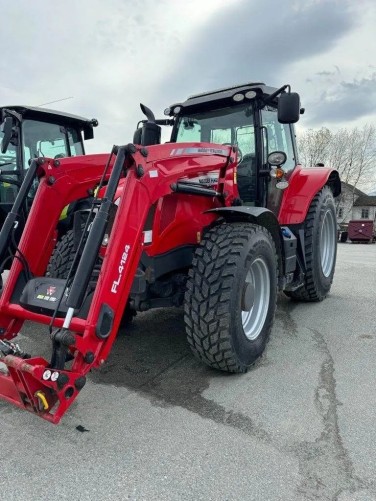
top-left (285, 186), bottom-right (337, 301)
top-left (184, 223), bottom-right (278, 373)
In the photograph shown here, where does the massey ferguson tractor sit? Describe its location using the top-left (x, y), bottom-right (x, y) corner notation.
top-left (0, 82), bottom-right (340, 423)
top-left (0, 105), bottom-right (98, 264)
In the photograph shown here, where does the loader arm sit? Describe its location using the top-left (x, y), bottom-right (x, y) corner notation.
top-left (0, 142), bottom-right (237, 423)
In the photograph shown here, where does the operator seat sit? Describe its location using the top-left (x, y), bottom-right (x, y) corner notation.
top-left (237, 154), bottom-right (257, 204)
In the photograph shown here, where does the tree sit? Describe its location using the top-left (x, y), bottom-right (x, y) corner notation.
top-left (297, 124), bottom-right (376, 192)
top-left (298, 127), bottom-right (332, 168)
top-left (297, 124), bottom-right (376, 223)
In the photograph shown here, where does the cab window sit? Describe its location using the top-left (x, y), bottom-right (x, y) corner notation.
top-left (175, 104), bottom-right (255, 154)
top-left (262, 108), bottom-right (296, 173)
top-left (23, 120), bottom-right (83, 168)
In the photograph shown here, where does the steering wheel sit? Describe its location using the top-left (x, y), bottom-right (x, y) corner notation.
top-left (222, 143), bottom-right (243, 163)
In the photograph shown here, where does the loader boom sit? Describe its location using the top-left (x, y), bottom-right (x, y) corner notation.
top-left (0, 142), bottom-right (236, 422)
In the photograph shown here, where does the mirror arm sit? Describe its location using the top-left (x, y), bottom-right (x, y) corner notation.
top-left (263, 85), bottom-right (291, 106)
top-left (137, 118), bottom-right (174, 127)
top-left (1, 108), bottom-right (22, 123)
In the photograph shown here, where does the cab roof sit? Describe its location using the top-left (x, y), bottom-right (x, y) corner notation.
top-left (168, 82), bottom-right (279, 113)
top-left (0, 105), bottom-right (98, 139)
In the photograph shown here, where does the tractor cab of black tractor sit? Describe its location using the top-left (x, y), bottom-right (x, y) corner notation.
top-left (0, 106), bottom-right (98, 269)
top-left (0, 105), bottom-right (98, 211)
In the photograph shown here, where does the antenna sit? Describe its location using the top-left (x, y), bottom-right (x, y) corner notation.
top-left (37, 96), bottom-right (74, 107)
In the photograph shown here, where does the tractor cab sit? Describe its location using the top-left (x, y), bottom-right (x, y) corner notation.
top-left (134, 82), bottom-right (301, 213)
top-left (0, 106), bottom-right (98, 214)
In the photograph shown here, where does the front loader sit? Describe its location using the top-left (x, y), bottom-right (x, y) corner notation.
top-left (0, 82), bottom-right (341, 423)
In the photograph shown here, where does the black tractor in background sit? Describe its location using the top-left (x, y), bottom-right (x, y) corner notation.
top-left (0, 105), bottom-right (98, 268)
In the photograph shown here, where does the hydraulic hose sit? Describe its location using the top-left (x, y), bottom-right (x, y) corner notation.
top-left (65, 145), bottom-right (133, 310)
top-left (0, 158), bottom-right (40, 267)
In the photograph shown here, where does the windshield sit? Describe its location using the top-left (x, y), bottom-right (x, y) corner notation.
top-left (23, 120), bottom-right (84, 168)
top-left (175, 103), bottom-right (255, 156)
top-left (0, 119), bottom-right (84, 172)
top-left (0, 141), bottom-right (17, 169)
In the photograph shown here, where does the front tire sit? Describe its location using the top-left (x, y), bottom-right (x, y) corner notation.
top-left (184, 223), bottom-right (278, 373)
top-left (46, 229), bottom-right (75, 278)
top-left (47, 229), bottom-right (136, 326)
top-left (285, 186), bottom-right (337, 301)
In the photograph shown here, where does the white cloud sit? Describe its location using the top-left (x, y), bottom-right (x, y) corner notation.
top-left (283, 0), bottom-right (376, 129)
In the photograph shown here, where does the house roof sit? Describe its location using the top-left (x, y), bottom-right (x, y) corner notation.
top-left (340, 181), bottom-right (365, 197)
top-left (353, 194), bottom-right (376, 207)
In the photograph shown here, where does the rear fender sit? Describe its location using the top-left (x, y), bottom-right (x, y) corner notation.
top-left (278, 166), bottom-right (340, 225)
top-left (206, 206), bottom-right (283, 278)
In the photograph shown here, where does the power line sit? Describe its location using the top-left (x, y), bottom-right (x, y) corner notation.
top-left (37, 96), bottom-right (74, 107)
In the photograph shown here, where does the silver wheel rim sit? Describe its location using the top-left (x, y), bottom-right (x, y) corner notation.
top-left (241, 257), bottom-right (270, 341)
top-left (320, 209), bottom-right (336, 277)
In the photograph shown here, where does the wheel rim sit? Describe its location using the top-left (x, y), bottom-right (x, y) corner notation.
top-left (320, 209), bottom-right (336, 277)
top-left (241, 257), bottom-right (270, 341)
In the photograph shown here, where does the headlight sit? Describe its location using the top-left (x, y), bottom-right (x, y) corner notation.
top-left (268, 151), bottom-right (287, 166)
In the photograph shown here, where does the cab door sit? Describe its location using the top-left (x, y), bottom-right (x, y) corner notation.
top-left (260, 106), bottom-right (298, 216)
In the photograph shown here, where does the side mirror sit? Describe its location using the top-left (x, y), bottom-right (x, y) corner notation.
top-left (278, 92), bottom-right (300, 124)
top-left (83, 118), bottom-right (98, 141)
top-left (1, 117), bottom-right (15, 154)
top-left (83, 127), bottom-right (94, 140)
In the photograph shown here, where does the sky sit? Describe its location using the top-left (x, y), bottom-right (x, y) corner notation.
top-left (1, 0), bottom-right (375, 154)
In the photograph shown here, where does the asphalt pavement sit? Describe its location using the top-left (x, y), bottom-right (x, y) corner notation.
top-left (0, 243), bottom-right (375, 501)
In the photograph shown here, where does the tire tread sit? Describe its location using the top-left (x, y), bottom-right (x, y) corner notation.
top-left (184, 223), bottom-right (277, 373)
top-left (286, 186), bottom-right (336, 301)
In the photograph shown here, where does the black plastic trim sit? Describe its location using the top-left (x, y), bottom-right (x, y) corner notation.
top-left (96, 303), bottom-right (114, 339)
top-left (140, 245), bottom-right (196, 281)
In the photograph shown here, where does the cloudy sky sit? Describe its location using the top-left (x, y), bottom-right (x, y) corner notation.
top-left (1, 0), bottom-right (375, 153)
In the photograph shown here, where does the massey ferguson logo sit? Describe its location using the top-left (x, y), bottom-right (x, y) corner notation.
top-left (170, 147), bottom-right (228, 157)
top-left (36, 285), bottom-right (58, 302)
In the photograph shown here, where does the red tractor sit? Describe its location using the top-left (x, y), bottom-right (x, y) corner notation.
top-left (0, 82), bottom-right (340, 423)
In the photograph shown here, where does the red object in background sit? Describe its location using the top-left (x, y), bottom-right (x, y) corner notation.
top-left (348, 220), bottom-right (374, 242)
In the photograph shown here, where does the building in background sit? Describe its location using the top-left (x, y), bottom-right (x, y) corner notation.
top-left (336, 182), bottom-right (376, 234)
top-left (353, 193), bottom-right (376, 222)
